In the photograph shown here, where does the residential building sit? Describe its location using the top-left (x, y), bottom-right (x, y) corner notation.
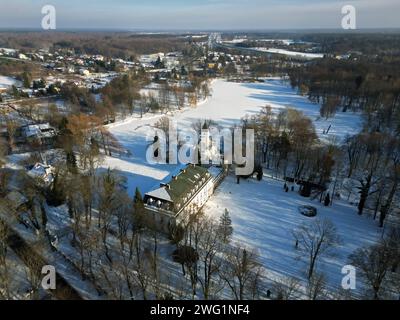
top-left (144, 164), bottom-right (225, 232)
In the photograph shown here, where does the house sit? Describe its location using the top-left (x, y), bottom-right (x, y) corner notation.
top-left (27, 163), bottom-right (55, 185)
top-left (144, 164), bottom-right (224, 232)
top-left (21, 123), bottom-right (57, 145)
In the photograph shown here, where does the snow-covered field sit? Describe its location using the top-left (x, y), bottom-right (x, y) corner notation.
top-left (102, 78), bottom-right (362, 196)
top-left (174, 78), bottom-right (361, 140)
top-left (205, 174), bottom-right (382, 297)
top-left (0, 75), bottom-right (21, 89)
top-left (252, 47), bottom-right (325, 59)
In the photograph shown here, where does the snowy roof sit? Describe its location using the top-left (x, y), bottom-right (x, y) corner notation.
top-left (146, 187), bottom-right (173, 202)
top-left (22, 123), bottom-right (56, 138)
top-left (0, 48), bottom-right (17, 54)
top-left (28, 163), bottom-right (54, 184)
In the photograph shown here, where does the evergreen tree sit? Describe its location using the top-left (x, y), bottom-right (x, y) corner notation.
top-left (154, 56), bottom-right (165, 69)
top-left (21, 71), bottom-right (32, 89)
top-left (46, 168), bottom-right (65, 206)
top-left (219, 209), bottom-right (233, 243)
top-left (133, 187), bottom-right (145, 230)
top-left (181, 65), bottom-right (187, 76)
top-left (324, 193), bottom-right (331, 207)
top-left (66, 151), bottom-right (77, 173)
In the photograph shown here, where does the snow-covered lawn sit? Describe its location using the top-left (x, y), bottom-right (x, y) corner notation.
top-left (103, 116), bottom-right (187, 196)
top-left (205, 174), bottom-right (382, 297)
top-left (102, 78), bottom-right (362, 196)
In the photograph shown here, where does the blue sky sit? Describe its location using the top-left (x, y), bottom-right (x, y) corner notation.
top-left (0, 0), bottom-right (399, 30)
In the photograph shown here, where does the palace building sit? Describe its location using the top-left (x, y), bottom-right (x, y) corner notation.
top-left (144, 164), bottom-right (225, 232)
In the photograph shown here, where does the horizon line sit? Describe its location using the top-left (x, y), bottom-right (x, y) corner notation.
top-left (1, 27), bottom-right (400, 34)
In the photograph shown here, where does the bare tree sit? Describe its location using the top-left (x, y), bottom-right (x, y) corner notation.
top-left (173, 85), bottom-right (186, 110)
top-left (132, 233), bottom-right (153, 300)
top-left (320, 97), bottom-right (339, 119)
top-left (22, 242), bottom-right (46, 300)
top-left (172, 244), bottom-right (199, 299)
top-left (272, 276), bottom-right (301, 300)
top-left (306, 272), bottom-right (327, 300)
top-left (158, 82), bottom-right (171, 113)
top-left (219, 245), bottom-right (264, 300)
top-left (66, 114), bottom-right (105, 170)
top-left (349, 238), bottom-right (397, 299)
top-left (5, 119), bottom-right (18, 151)
top-left (154, 116), bottom-right (171, 142)
top-left (96, 169), bottom-right (120, 263)
top-left (197, 217), bottom-right (224, 299)
top-left (97, 259), bottom-right (125, 300)
top-left (293, 218), bottom-right (341, 279)
top-left (355, 133), bottom-right (386, 216)
top-left (0, 220), bottom-right (11, 299)
top-left (148, 226), bottom-right (161, 299)
top-left (180, 209), bottom-right (204, 298)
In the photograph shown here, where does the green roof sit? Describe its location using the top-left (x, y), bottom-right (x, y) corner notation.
top-left (168, 165), bottom-right (211, 206)
top-left (145, 165), bottom-right (212, 212)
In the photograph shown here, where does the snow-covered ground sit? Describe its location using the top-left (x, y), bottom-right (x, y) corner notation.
top-left (174, 78), bottom-right (361, 140)
top-left (3, 248), bottom-right (36, 299)
top-left (251, 47), bottom-right (325, 59)
top-left (102, 115), bottom-right (186, 196)
top-left (205, 174), bottom-right (382, 297)
top-left (0, 201), bottom-right (101, 300)
top-left (0, 75), bottom-right (21, 89)
top-left (102, 78), bottom-right (362, 197)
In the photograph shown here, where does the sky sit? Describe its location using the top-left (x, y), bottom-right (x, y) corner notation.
top-left (0, 0), bottom-right (399, 30)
